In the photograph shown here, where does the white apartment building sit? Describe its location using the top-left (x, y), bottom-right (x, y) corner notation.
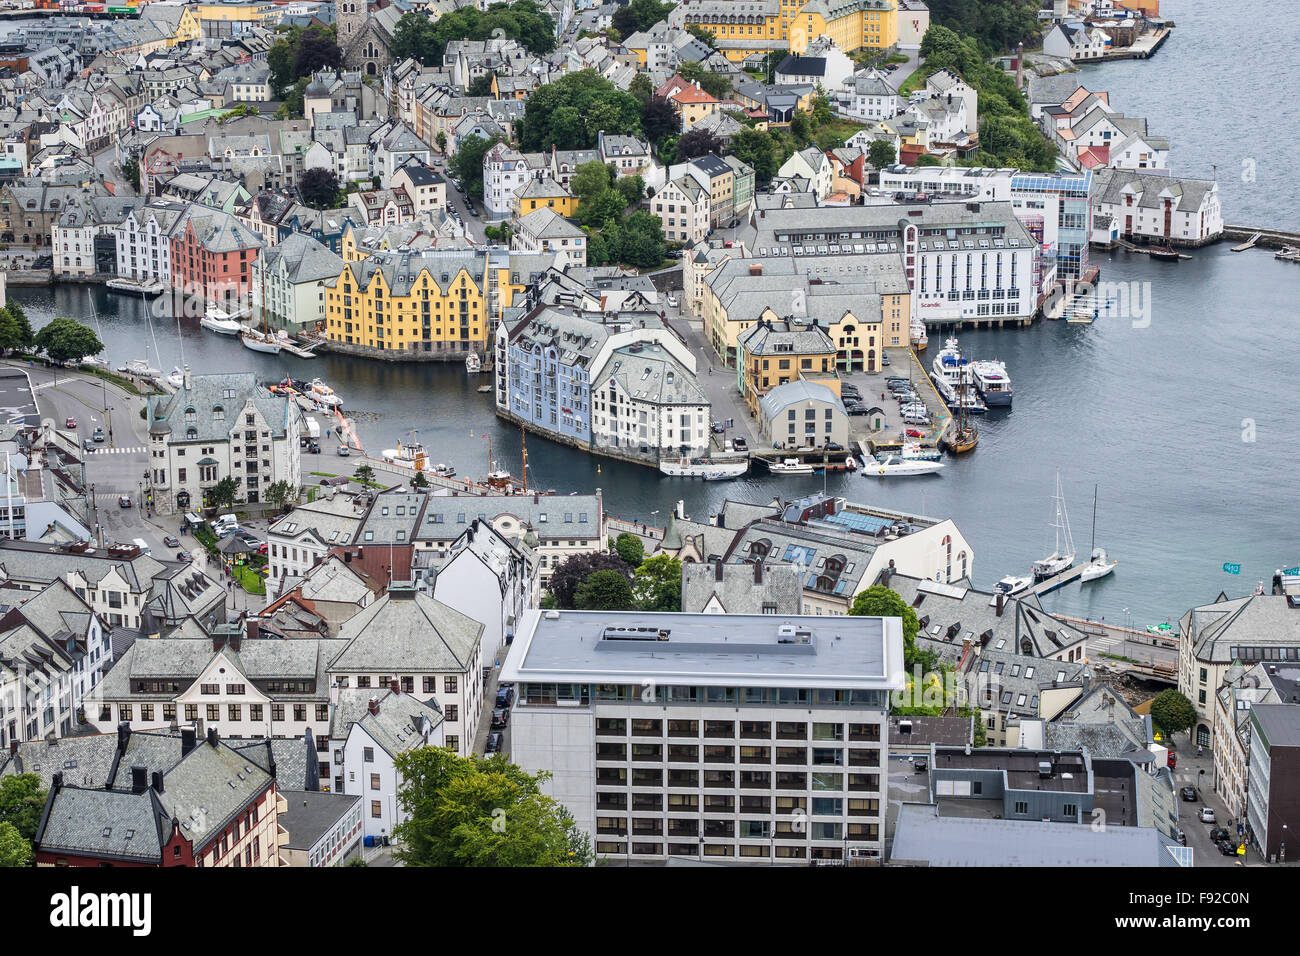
top-left (148, 371), bottom-right (303, 514)
top-left (503, 609), bottom-right (905, 864)
top-left (483, 142), bottom-right (538, 220)
top-left (590, 342), bottom-right (711, 460)
top-left (837, 69), bottom-right (903, 122)
top-left (1093, 169), bottom-right (1222, 246)
top-left (114, 199), bottom-right (187, 284)
top-left (327, 584), bottom-right (485, 758)
top-left (250, 231), bottom-right (343, 333)
top-left (651, 176), bottom-right (709, 244)
top-left (267, 492), bottom-right (366, 592)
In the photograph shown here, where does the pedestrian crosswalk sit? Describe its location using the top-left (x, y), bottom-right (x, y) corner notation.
top-left (85, 446), bottom-right (147, 455)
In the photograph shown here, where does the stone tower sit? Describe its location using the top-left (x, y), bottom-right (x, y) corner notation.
top-left (337, 0), bottom-right (366, 58)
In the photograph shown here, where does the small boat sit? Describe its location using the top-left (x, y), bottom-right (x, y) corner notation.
top-left (1079, 547), bottom-right (1117, 582)
top-left (431, 463), bottom-right (456, 478)
top-left (864, 454), bottom-right (944, 477)
top-left (79, 356), bottom-right (108, 370)
top-left (769, 457), bottom-right (814, 476)
top-left (911, 317), bottom-right (928, 352)
top-left (382, 440), bottom-right (427, 469)
top-left (166, 367), bottom-right (184, 389)
top-left (994, 575), bottom-right (1033, 598)
top-left (466, 352), bottom-right (482, 373)
top-left (1146, 622), bottom-right (1175, 636)
top-left (477, 384), bottom-right (493, 393)
top-left (968, 359), bottom-right (1013, 407)
top-left (200, 307), bottom-right (243, 335)
top-left (1032, 470), bottom-right (1076, 580)
top-left (240, 328), bottom-right (282, 354)
top-left (307, 378), bottom-right (342, 407)
top-left (1149, 244), bottom-right (1180, 261)
top-left (943, 423), bottom-right (978, 454)
top-left (659, 457), bottom-right (749, 480)
top-left (118, 359), bottom-right (162, 379)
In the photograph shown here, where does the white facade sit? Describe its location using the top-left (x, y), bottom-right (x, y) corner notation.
top-left (114, 202), bottom-right (182, 284)
top-left (483, 142), bottom-right (537, 221)
top-left (341, 699), bottom-right (444, 842)
top-left (503, 610), bottom-right (905, 864)
top-left (651, 177), bottom-right (709, 244)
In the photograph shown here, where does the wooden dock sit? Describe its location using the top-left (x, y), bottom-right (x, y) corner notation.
top-left (1028, 563), bottom-right (1087, 596)
top-left (1231, 232), bottom-right (1262, 252)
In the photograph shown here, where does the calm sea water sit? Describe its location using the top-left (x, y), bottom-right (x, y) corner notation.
top-left (10, 0), bottom-right (1296, 625)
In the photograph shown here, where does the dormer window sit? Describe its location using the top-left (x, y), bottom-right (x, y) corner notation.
top-left (184, 406), bottom-right (196, 424)
top-left (212, 405), bottom-right (224, 421)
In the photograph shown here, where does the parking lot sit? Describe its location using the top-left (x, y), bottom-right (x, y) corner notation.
top-left (839, 347), bottom-right (952, 451)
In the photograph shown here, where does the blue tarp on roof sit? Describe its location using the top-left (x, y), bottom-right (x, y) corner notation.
top-left (821, 512), bottom-right (892, 536)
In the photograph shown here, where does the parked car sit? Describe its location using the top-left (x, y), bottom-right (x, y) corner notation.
top-left (82, 438), bottom-right (96, 452)
top-left (823, 441), bottom-right (845, 452)
top-left (1216, 838), bottom-right (1237, 856)
top-left (163, 535), bottom-right (180, 549)
top-left (1209, 827), bottom-right (1230, 843)
top-left (118, 495), bottom-right (133, 508)
top-left (1199, 807), bottom-right (1216, 824)
top-left (711, 421), bottom-right (725, 434)
top-left (1175, 829), bottom-right (1187, 846)
top-left (1180, 786), bottom-right (1198, 802)
top-left (491, 708), bottom-right (509, 728)
top-left (64, 417), bottom-right (77, 429)
top-left (847, 405), bottom-right (871, 416)
top-left (666, 294), bottom-right (679, 308)
top-left (485, 732), bottom-right (503, 754)
top-left (731, 437), bottom-right (747, 451)
top-left (337, 444), bottom-right (351, 456)
top-left (496, 684), bottom-right (514, 708)
top-left (467, 204), bottom-right (480, 217)
top-left (93, 427), bottom-right (105, 442)
top-left (308, 441), bottom-right (321, 454)
top-left (840, 386), bottom-right (862, 397)
top-left (881, 353), bottom-right (891, 366)
top-left (176, 551), bottom-right (190, 563)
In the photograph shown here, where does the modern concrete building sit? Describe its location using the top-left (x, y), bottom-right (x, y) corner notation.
top-left (1246, 704), bottom-right (1300, 862)
top-left (502, 608), bottom-right (905, 864)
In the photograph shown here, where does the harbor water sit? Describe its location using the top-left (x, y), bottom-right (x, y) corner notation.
top-left (9, 0), bottom-right (1298, 627)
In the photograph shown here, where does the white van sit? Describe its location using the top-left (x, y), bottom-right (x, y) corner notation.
top-left (132, 537), bottom-right (152, 556)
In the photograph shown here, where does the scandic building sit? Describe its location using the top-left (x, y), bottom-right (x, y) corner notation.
top-left (501, 609), bottom-right (904, 864)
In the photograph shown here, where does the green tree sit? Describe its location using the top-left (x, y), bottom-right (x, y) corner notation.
top-left (519, 70), bottom-right (641, 151)
top-left (392, 747), bottom-right (591, 866)
top-left (925, 0), bottom-right (1042, 52)
top-left (0, 775), bottom-right (44, 842)
top-left (614, 174), bottom-right (645, 205)
top-left (727, 126), bottom-right (781, 180)
top-left (632, 554), bottom-right (682, 611)
top-left (353, 464), bottom-right (376, 486)
top-left (574, 569), bottom-right (635, 610)
top-left (265, 480), bottom-right (296, 511)
top-left (849, 585), bottom-right (936, 672)
top-left (686, 24), bottom-right (716, 49)
top-left (436, 131), bottom-right (448, 153)
top-left (391, 3), bottom-right (556, 67)
top-left (0, 309), bottom-right (22, 353)
top-left (468, 73), bottom-right (495, 97)
top-left (293, 27), bottom-right (342, 78)
top-left (451, 134), bottom-right (502, 200)
top-left (33, 317), bottom-right (103, 364)
top-left (616, 211), bottom-right (666, 268)
top-left (0, 822), bottom-right (31, 868)
top-left (1150, 689), bottom-right (1197, 738)
top-left (614, 532), bottom-right (644, 567)
top-left (790, 110), bottom-right (812, 147)
top-left (411, 470), bottom-right (429, 489)
top-left (572, 160), bottom-right (615, 205)
top-left (628, 72), bottom-right (654, 104)
top-left (678, 60), bottom-right (733, 99)
top-left (867, 139), bottom-right (897, 170)
top-left (676, 127), bottom-right (722, 160)
top-left (640, 96), bottom-right (678, 145)
top-left (3, 301), bottom-right (32, 350)
top-left (210, 476), bottom-right (240, 510)
top-left (122, 157), bottom-right (141, 193)
top-left (548, 552), bottom-right (632, 607)
top-left (612, 0), bottom-right (675, 36)
top-left (915, 153), bottom-right (944, 167)
top-left (300, 167), bottom-right (340, 210)
top-left (277, 76), bottom-right (311, 119)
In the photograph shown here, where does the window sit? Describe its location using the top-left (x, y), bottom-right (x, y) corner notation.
top-left (1014, 801), bottom-right (1028, 814)
top-left (444, 676), bottom-right (458, 694)
top-left (370, 773), bottom-right (381, 790)
top-left (364, 747), bottom-right (374, 762)
top-left (371, 800), bottom-right (382, 818)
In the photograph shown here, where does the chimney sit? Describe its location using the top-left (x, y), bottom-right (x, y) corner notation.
top-left (246, 617), bottom-right (259, 644)
top-left (368, 696), bottom-right (380, 716)
top-left (749, 264), bottom-right (763, 276)
top-left (390, 678), bottom-right (400, 695)
top-left (131, 765), bottom-right (147, 794)
top-left (183, 364), bottom-right (191, 390)
top-left (207, 727), bottom-right (219, 748)
top-left (117, 720), bottom-right (131, 754)
top-left (714, 558), bottom-right (724, 582)
top-left (151, 771), bottom-right (164, 794)
top-left (51, 770), bottom-right (62, 790)
top-left (753, 561), bottom-right (763, 585)
top-left (330, 680), bottom-right (340, 707)
top-left (996, 592), bottom-right (1005, 617)
top-left (181, 727), bottom-right (197, 757)
top-left (7, 740), bottom-right (16, 757)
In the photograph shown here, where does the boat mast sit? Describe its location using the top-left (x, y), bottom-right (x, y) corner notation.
top-left (1090, 483), bottom-right (1098, 555)
top-left (521, 424), bottom-right (528, 494)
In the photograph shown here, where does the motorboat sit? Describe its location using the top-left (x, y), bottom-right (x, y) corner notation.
top-left (911, 318), bottom-right (928, 352)
top-left (768, 457), bottom-right (814, 476)
top-left (931, 337), bottom-right (967, 388)
top-left (382, 440), bottom-right (427, 469)
top-left (166, 367), bottom-right (185, 389)
top-left (659, 457), bottom-right (749, 480)
top-left (994, 575), bottom-right (1033, 597)
top-left (1079, 547), bottom-right (1117, 582)
top-left (307, 378), bottom-right (343, 407)
top-left (118, 359), bottom-right (162, 379)
top-left (1032, 470), bottom-right (1076, 580)
top-left (863, 454), bottom-right (943, 477)
top-left (431, 463), bottom-right (456, 478)
top-left (200, 307), bottom-right (242, 335)
top-left (240, 328), bottom-right (282, 354)
top-left (968, 359), bottom-right (1013, 407)
top-left (466, 352), bottom-right (482, 373)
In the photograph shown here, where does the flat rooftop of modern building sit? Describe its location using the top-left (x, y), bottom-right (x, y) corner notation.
top-left (503, 610), bottom-right (903, 690)
top-left (933, 746), bottom-right (1091, 793)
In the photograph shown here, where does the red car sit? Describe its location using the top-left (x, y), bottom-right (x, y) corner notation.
top-left (906, 428), bottom-right (925, 438)
top-left (65, 417), bottom-right (77, 429)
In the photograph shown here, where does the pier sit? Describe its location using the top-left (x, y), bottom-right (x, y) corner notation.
top-left (1230, 232), bottom-right (1262, 252)
top-left (1027, 563), bottom-right (1087, 596)
top-left (1221, 224), bottom-right (1300, 251)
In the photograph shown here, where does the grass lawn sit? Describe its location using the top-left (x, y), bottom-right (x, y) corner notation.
top-left (232, 563), bottom-right (266, 595)
top-left (898, 65), bottom-right (929, 96)
top-left (309, 471), bottom-right (339, 478)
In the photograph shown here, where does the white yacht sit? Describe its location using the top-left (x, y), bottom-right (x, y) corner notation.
top-left (1079, 547), bottom-right (1117, 582)
top-left (166, 367), bottom-right (184, 389)
top-left (659, 457), bottom-right (749, 480)
top-left (933, 372), bottom-right (987, 414)
top-left (993, 575), bottom-right (1033, 598)
top-left (931, 337), bottom-right (967, 387)
top-left (239, 328), bottom-right (282, 354)
top-left (1032, 471), bottom-right (1076, 580)
top-left (466, 352), bottom-right (482, 373)
top-left (863, 455), bottom-right (944, 477)
top-left (899, 442), bottom-right (942, 462)
top-left (431, 463), bottom-right (457, 478)
top-left (381, 440), bottom-right (427, 469)
top-left (768, 457), bottom-right (815, 476)
top-left (200, 307), bottom-right (242, 335)
top-left (968, 359), bottom-right (1013, 407)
